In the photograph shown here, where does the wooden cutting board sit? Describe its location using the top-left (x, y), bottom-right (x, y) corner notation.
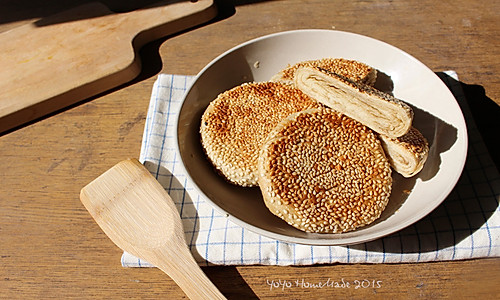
top-left (0, 0), bottom-right (217, 133)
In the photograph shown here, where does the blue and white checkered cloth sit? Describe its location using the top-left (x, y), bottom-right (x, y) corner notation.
top-left (122, 71), bottom-right (500, 266)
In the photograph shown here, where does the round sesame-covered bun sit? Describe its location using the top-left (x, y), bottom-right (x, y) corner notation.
top-left (200, 81), bottom-right (320, 187)
top-left (257, 108), bottom-right (392, 233)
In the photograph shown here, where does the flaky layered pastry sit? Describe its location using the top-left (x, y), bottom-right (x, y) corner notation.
top-left (257, 108), bottom-right (392, 233)
top-left (200, 81), bottom-right (320, 187)
top-left (270, 57), bottom-right (377, 86)
top-left (294, 66), bottom-right (413, 138)
top-left (379, 127), bottom-right (429, 178)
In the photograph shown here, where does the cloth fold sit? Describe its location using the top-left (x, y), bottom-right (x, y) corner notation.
top-left (122, 71), bottom-right (499, 267)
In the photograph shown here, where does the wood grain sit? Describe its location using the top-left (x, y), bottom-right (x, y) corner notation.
top-left (1, 0), bottom-right (499, 299)
top-left (0, 0), bottom-right (217, 133)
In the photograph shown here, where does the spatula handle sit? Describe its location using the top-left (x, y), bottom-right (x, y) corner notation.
top-left (154, 246), bottom-right (226, 300)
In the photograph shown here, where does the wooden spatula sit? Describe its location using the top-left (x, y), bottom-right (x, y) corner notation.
top-left (0, 0), bottom-right (217, 133)
top-left (80, 158), bottom-right (226, 300)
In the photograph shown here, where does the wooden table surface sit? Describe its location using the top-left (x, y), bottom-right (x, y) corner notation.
top-left (1, 0), bottom-right (499, 299)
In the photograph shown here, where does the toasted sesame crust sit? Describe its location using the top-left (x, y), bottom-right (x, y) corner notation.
top-left (270, 58), bottom-right (377, 86)
top-left (200, 82), bottom-right (321, 187)
top-left (379, 127), bottom-right (429, 177)
top-left (294, 66), bottom-right (413, 138)
top-left (258, 108), bottom-right (392, 233)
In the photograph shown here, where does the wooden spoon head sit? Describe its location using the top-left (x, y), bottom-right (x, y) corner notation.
top-left (80, 158), bottom-right (185, 259)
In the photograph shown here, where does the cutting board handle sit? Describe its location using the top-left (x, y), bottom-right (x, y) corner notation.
top-left (110, 0), bottom-right (216, 45)
top-left (0, 0), bottom-right (217, 134)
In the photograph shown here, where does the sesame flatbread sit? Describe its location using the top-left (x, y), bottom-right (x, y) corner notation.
top-left (200, 81), bottom-right (320, 187)
top-left (257, 108), bottom-right (392, 233)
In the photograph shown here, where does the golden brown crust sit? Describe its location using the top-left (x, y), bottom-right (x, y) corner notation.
top-left (200, 81), bottom-right (321, 187)
top-left (270, 58), bottom-right (377, 86)
top-left (258, 108), bottom-right (392, 233)
top-left (379, 127), bottom-right (429, 177)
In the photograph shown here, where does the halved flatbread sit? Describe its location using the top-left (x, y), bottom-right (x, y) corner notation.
top-left (294, 66), bottom-right (413, 138)
top-left (379, 127), bottom-right (429, 177)
top-left (271, 57), bottom-right (377, 86)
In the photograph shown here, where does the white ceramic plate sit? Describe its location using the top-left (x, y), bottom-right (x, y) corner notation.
top-left (176, 29), bottom-right (468, 245)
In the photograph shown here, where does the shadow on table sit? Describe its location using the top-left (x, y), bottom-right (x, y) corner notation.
top-left (350, 73), bottom-right (500, 255)
top-left (459, 78), bottom-right (500, 170)
top-left (205, 266), bottom-right (260, 300)
top-left (0, 0), bottom-right (270, 26)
